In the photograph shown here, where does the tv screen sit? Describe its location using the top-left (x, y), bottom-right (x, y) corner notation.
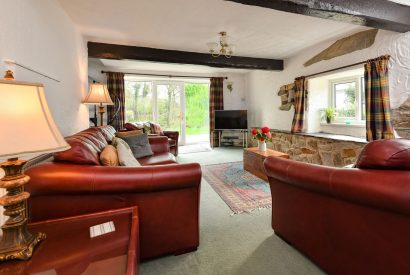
top-left (215, 110), bottom-right (248, 130)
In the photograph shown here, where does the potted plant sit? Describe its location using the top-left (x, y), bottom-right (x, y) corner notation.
top-left (322, 108), bottom-right (336, 124)
top-left (251, 126), bottom-right (272, 152)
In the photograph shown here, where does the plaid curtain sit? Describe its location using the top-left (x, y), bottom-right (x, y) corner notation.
top-left (209, 77), bottom-right (224, 147)
top-left (364, 55), bottom-right (394, 141)
top-left (106, 72), bottom-right (125, 130)
top-left (291, 77), bottom-right (308, 133)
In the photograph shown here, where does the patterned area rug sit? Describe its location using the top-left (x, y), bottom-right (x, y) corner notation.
top-left (202, 161), bottom-right (272, 214)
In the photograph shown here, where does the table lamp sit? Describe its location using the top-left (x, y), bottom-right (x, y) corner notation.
top-left (83, 83), bottom-right (113, 126)
top-left (0, 75), bottom-right (70, 261)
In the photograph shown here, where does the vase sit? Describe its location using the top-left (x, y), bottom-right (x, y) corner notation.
top-left (258, 141), bottom-right (267, 152)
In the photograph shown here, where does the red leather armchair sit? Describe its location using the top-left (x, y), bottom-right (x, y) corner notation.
top-left (25, 126), bottom-right (201, 261)
top-left (264, 138), bottom-right (410, 275)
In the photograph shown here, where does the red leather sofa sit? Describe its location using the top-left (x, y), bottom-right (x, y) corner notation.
top-left (124, 122), bottom-right (179, 156)
top-left (264, 138), bottom-right (410, 275)
top-left (25, 126), bottom-right (201, 261)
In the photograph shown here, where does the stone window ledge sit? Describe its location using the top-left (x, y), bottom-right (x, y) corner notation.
top-left (320, 122), bottom-right (365, 128)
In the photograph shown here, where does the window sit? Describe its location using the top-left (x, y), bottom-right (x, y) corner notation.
top-left (330, 76), bottom-right (365, 123)
top-left (125, 81), bottom-right (153, 122)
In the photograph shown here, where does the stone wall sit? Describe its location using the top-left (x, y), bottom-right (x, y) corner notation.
top-left (249, 130), bottom-right (366, 167)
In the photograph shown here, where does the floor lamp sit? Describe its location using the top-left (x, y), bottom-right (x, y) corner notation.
top-left (0, 75), bottom-right (70, 261)
top-left (83, 83), bottom-right (114, 126)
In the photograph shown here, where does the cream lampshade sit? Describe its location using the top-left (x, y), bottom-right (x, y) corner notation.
top-left (83, 83), bottom-right (113, 126)
top-left (0, 79), bottom-right (70, 261)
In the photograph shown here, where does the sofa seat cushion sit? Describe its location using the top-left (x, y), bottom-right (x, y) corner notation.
top-left (137, 152), bottom-right (176, 166)
top-left (168, 138), bottom-right (177, 147)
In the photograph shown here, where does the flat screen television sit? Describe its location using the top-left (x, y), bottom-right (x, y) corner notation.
top-left (214, 110), bottom-right (248, 130)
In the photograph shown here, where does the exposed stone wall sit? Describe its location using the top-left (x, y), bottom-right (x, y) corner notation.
top-left (250, 131), bottom-right (366, 167)
top-left (392, 96), bottom-right (410, 138)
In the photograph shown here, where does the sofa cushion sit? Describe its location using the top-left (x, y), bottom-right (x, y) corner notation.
top-left (137, 152), bottom-right (177, 166)
top-left (100, 145), bottom-right (119, 166)
top-left (74, 130), bottom-right (107, 152)
top-left (54, 137), bottom-right (100, 165)
top-left (122, 133), bottom-right (154, 159)
top-left (116, 142), bottom-right (141, 167)
top-left (98, 125), bottom-right (116, 142)
top-left (124, 122), bottom-right (144, 131)
top-left (150, 122), bottom-right (164, 135)
top-left (115, 129), bottom-right (143, 138)
top-left (355, 138), bottom-right (410, 170)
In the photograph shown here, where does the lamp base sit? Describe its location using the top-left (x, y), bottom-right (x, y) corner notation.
top-left (0, 158), bottom-right (46, 261)
top-left (0, 231), bottom-right (46, 261)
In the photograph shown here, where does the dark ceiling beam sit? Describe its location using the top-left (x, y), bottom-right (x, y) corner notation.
top-left (88, 42), bottom-right (284, 71)
top-left (225, 0), bottom-right (410, 33)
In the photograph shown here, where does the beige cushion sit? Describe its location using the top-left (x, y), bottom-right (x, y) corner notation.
top-left (99, 145), bottom-right (119, 166)
top-left (115, 130), bottom-right (143, 138)
top-left (116, 142), bottom-right (141, 167)
top-left (112, 137), bottom-right (131, 150)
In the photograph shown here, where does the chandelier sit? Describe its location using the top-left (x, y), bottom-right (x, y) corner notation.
top-left (206, 32), bottom-right (235, 58)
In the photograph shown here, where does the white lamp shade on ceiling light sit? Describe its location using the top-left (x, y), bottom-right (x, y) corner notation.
top-left (83, 83), bottom-right (114, 105)
top-left (0, 80), bottom-right (70, 159)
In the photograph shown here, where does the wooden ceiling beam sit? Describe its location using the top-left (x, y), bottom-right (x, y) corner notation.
top-left (225, 0), bottom-right (410, 33)
top-left (88, 42), bottom-right (284, 71)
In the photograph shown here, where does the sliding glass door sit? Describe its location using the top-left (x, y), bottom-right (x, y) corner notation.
top-left (125, 78), bottom-right (210, 146)
top-left (155, 82), bottom-right (186, 145)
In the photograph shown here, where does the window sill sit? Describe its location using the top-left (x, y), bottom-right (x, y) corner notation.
top-left (320, 122), bottom-right (365, 128)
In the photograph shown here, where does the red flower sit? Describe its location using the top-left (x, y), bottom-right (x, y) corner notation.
top-left (261, 126), bottom-right (270, 134)
top-left (251, 129), bottom-right (257, 135)
top-left (260, 138), bottom-right (265, 142)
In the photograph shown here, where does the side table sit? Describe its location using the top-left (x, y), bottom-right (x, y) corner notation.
top-left (0, 207), bottom-right (139, 275)
top-left (244, 147), bottom-right (289, 181)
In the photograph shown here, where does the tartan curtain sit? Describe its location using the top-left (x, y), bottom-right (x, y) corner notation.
top-left (291, 77), bottom-right (308, 133)
top-left (106, 72), bottom-right (125, 130)
top-left (364, 55), bottom-right (394, 141)
top-left (209, 77), bottom-right (224, 147)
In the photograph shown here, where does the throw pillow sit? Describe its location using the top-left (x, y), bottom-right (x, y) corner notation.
top-left (115, 130), bottom-right (143, 138)
top-left (112, 137), bottom-right (131, 151)
top-left (150, 122), bottom-right (164, 135)
top-left (143, 122), bottom-right (152, 134)
top-left (116, 142), bottom-right (141, 167)
top-left (122, 133), bottom-right (154, 159)
top-left (100, 145), bottom-right (119, 166)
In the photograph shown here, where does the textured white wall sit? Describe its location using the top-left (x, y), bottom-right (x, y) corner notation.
top-left (246, 30), bottom-right (410, 131)
top-left (0, 0), bottom-right (88, 226)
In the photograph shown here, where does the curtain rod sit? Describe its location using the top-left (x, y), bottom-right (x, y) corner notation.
top-left (101, 70), bottom-right (228, 80)
top-left (305, 60), bottom-right (367, 79)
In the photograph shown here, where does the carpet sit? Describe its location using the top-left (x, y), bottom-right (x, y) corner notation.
top-left (202, 161), bottom-right (272, 214)
top-left (179, 143), bottom-right (212, 154)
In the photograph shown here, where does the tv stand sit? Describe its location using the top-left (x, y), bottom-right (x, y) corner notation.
top-left (211, 129), bottom-right (248, 148)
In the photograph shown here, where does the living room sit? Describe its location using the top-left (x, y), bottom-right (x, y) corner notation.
top-left (0, 1), bottom-right (409, 275)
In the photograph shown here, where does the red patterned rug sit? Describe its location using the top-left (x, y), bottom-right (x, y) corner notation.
top-left (202, 161), bottom-right (272, 214)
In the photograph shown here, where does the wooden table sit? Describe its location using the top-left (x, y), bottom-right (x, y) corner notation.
top-left (0, 207), bottom-right (139, 275)
top-left (243, 147), bottom-right (289, 181)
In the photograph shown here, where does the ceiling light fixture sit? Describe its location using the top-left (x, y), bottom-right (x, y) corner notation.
top-left (207, 32), bottom-right (235, 58)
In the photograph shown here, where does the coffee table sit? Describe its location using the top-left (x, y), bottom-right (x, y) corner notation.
top-left (0, 207), bottom-right (139, 275)
top-left (244, 147), bottom-right (289, 181)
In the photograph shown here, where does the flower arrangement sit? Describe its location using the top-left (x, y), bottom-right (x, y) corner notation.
top-left (251, 126), bottom-right (272, 143)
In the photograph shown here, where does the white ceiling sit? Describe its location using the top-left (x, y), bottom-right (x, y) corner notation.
top-left (58, 0), bottom-right (367, 60)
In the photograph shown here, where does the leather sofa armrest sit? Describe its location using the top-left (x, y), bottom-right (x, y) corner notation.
top-left (264, 156), bottom-right (410, 216)
top-left (26, 162), bottom-right (202, 196)
top-left (163, 131), bottom-right (179, 142)
top-left (148, 136), bottom-right (169, 153)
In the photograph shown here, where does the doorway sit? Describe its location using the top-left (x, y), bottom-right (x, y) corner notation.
top-left (124, 78), bottom-right (210, 146)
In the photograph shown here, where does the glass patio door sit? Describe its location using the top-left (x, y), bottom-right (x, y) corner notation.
top-left (154, 82), bottom-right (186, 145)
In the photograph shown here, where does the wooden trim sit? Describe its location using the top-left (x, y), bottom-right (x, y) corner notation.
top-left (88, 42), bottom-right (284, 71)
top-left (225, 0), bottom-right (410, 33)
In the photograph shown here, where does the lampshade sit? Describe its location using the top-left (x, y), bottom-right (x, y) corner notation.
top-left (0, 80), bottom-right (70, 159)
top-left (83, 83), bottom-right (114, 105)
